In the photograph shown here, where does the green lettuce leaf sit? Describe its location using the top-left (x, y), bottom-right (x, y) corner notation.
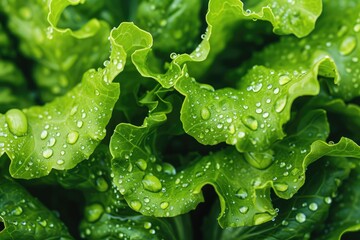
top-left (202, 156), bottom-right (353, 240)
top-left (0, 176), bottom-right (73, 239)
top-left (0, 22), bottom-right (152, 179)
top-left (316, 161), bottom-right (360, 240)
top-left (0, 0), bottom-right (110, 101)
top-left (111, 103), bottom-right (360, 228)
top-left (132, 0), bottom-right (322, 88)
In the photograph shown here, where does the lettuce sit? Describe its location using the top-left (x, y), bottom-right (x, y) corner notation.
top-left (1, 0), bottom-right (360, 239)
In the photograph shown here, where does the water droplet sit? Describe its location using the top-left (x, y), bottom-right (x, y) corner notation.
top-left (160, 201), bottom-right (169, 209)
top-left (130, 200), bottom-right (142, 211)
top-left (142, 175), bottom-right (162, 192)
top-left (253, 213), bottom-right (273, 225)
top-left (85, 203), bottom-right (104, 222)
top-left (239, 206), bottom-right (249, 214)
top-left (77, 120), bottom-right (83, 128)
top-left (40, 130), bottom-right (48, 139)
top-left (253, 83), bottom-right (263, 92)
top-left (144, 222), bottom-right (152, 229)
top-left (308, 202), bottom-right (318, 211)
top-left (170, 52), bottom-right (177, 59)
top-left (42, 149), bottom-right (53, 159)
top-left (5, 109), bottom-right (28, 136)
top-left (274, 183), bottom-right (289, 192)
top-left (67, 131), bottom-right (79, 144)
top-left (324, 196), bottom-right (332, 204)
top-left (163, 163), bottom-right (176, 175)
top-left (275, 97), bottom-right (287, 113)
top-left (273, 87), bottom-right (280, 94)
top-left (57, 159), bottom-right (64, 165)
top-left (38, 220), bottom-right (47, 227)
top-left (12, 206), bottom-right (23, 216)
top-left (354, 23), bottom-right (360, 33)
top-left (96, 177), bottom-right (109, 192)
top-left (200, 107), bottom-right (211, 120)
top-left (235, 188), bottom-right (248, 199)
top-left (295, 212), bottom-right (306, 223)
top-left (279, 75), bottom-right (291, 85)
top-left (244, 150), bottom-right (274, 169)
top-left (281, 220), bottom-right (289, 226)
top-left (135, 159), bottom-right (147, 171)
top-left (339, 36), bottom-right (357, 55)
top-left (242, 116), bottom-right (258, 130)
top-left (117, 63), bottom-right (123, 70)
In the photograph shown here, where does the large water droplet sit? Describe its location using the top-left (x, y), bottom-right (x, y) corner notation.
top-left (200, 107), bottom-right (211, 120)
top-left (85, 203), bottom-right (104, 222)
top-left (67, 131), bottom-right (79, 144)
top-left (42, 149), bottom-right (53, 159)
top-left (235, 188), bottom-right (248, 199)
top-left (12, 206), bottom-right (23, 216)
top-left (130, 200), bottom-right (142, 211)
top-left (136, 159), bottom-right (147, 171)
top-left (275, 97), bottom-right (287, 113)
top-left (96, 177), bottom-right (109, 192)
top-left (279, 75), bottom-right (291, 85)
top-left (163, 163), bottom-right (176, 175)
top-left (40, 130), bottom-right (48, 139)
top-left (5, 109), bottom-right (28, 136)
top-left (295, 212), bottom-right (306, 223)
top-left (144, 222), bottom-right (152, 229)
top-left (339, 36), bottom-right (357, 55)
top-left (324, 196), bottom-right (332, 204)
top-left (274, 183), bottom-right (289, 192)
top-left (142, 175), bottom-right (162, 192)
top-left (253, 213), bottom-right (273, 225)
top-left (239, 206), bottom-right (249, 214)
top-left (242, 116), bottom-right (258, 131)
top-left (160, 201), bottom-right (169, 210)
top-left (244, 149), bottom-right (274, 169)
top-left (308, 202), bottom-right (318, 211)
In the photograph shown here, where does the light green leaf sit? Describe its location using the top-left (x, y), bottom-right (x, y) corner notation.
top-left (111, 105), bottom-right (360, 228)
top-left (176, 53), bottom-right (327, 152)
top-left (0, 22), bottom-right (150, 179)
top-left (238, 0), bottom-right (360, 101)
top-left (0, 176), bottom-right (73, 240)
top-left (202, 156), bottom-right (352, 240)
top-left (132, 0), bottom-right (322, 88)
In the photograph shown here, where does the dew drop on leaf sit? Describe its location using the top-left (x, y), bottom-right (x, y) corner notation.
top-left (239, 206), bottom-right (249, 214)
top-left (12, 206), bottom-right (23, 216)
top-left (85, 203), bottom-right (104, 222)
top-left (40, 130), bottom-right (48, 139)
top-left (275, 97), bottom-right (287, 113)
top-left (253, 213), bottom-right (273, 225)
top-left (324, 196), bottom-right (332, 204)
top-left (235, 188), bottom-right (248, 199)
top-left (130, 200), bottom-right (142, 211)
top-left (295, 212), bottom-right (306, 223)
top-left (142, 174), bottom-right (162, 192)
top-left (274, 183), bottom-right (289, 192)
top-left (66, 131), bottom-right (79, 144)
top-left (135, 159), bottom-right (147, 171)
top-left (241, 116), bottom-right (258, 130)
top-left (96, 177), bottom-right (109, 192)
top-left (5, 109), bottom-right (28, 136)
top-left (279, 75), bottom-right (291, 85)
top-left (160, 201), bottom-right (169, 210)
top-left (339, 35), bottom-right (357, 55)
top-left (42, 149), bottom-right (53, 159)
top-left (200, 107), bottom-right (211, 120)
top-left (308, 202), bottom-right (318, 211)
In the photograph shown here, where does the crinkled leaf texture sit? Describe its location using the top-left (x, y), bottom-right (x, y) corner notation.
top-left (0, 22), bottom-right (153, 179)
top-left (0, 176), bottom-right (73, 240)
top-left (131, 0), bottom-right (322, 88)
top-left (0, 0), bottom-right (110, 100)
top-left (203, 156), bottom-right (353, 240)
top-left (111, 106), bottom-right (360, 228)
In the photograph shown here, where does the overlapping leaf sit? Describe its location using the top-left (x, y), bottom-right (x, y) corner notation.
top-left (203, 156), bottom-right (353, 240)
top-left (132, 0), bottom-right (322, 88)
top-left (111, 104), bottom-right (360, 228)
top-left (0, 176), bottom-right (73, 240)
top-left (0, 22), bottom-right (153, 179)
